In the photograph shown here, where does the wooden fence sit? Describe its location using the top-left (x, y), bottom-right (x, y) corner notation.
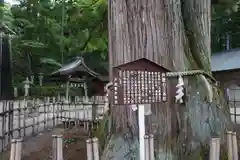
top-left (8, 131), bottom-right (238, 160)
top-left (28, 96), bottom-right (106, 104)
top-left (0, 96), bottom-right (107, 153)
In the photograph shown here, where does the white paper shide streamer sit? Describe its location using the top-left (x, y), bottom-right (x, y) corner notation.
top-left (175, 75), bottom-right (184, 103)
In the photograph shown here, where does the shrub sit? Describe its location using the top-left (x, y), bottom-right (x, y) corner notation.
top-left (16, 85), bottom-right (84, 98)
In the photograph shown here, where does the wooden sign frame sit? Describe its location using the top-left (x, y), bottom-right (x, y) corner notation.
top-left (112, 58), bottom-right (168, 105)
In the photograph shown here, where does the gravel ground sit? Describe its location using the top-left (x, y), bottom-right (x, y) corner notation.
top-left (0, 126), bottom-right (89, 160)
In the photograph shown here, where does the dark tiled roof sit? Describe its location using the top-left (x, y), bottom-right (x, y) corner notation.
top-left (51, 57), bottom-right (100, 77)
top-left (211, 48), bottom-right (240, 72)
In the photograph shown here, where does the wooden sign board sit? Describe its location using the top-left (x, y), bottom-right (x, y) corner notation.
top-left (112, 58), bottom-right (168, 105)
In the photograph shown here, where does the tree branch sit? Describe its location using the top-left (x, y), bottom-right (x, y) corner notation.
top-left (181, 0), bottom-right (211, 72)
top-left (79, 30), bottom-right (92, 51)
top-left (79, 9), bottom-right (107, 51)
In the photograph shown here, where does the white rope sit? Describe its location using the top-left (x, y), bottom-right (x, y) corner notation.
top-left (166, 70), bottom-right (204, 77)
top-left (166, 70), bottom-right (216, 83)
top-left (107, 70), bottom-right (215, 104)
top-left (167, 70), bottom-right (214, 103)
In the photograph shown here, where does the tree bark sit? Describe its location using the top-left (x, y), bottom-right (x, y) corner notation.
top-left (104, 0), bottom-right (232, 159)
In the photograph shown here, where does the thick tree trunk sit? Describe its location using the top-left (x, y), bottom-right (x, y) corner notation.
top-left (103, 0), bottom-right (232, 159)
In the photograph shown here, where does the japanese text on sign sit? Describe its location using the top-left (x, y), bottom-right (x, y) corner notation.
top-left (113, 70), bottom-right (167, 105)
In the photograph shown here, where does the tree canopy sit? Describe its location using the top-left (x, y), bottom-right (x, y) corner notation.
top-left (1, 0), bottom-right (240, 82)
top-left (212, 0), bottom-right (240, 52)
top-left (1, 0), bottom-right (108, 83)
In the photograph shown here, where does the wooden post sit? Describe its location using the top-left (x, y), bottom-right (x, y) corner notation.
top-left (144, 134), bottom-right (154, 160)
top-left (0, 102), bottom-right (3, 152)
top-left (2, 102), bottom-right (6, 150)
top-left (68, 103), bottom-right (71, 128)
top-left (14, 87), bottom-right (18, 98)
top-left (52, 103), bottom-right (56, 127)
top-left (17, 101), bottom-right (21, 138)
top-left (9, 101), bottom-right (14, 142)
top-left (227, 131), bottom-right (233, 160)
top-left (215, 138), bottom-right (220, 160)
top-left (232, 132), bottom-right (238, 160)
top-left (56, 135), bottom-right (63, 160)
top-left (149, 134), bottom-right (154, 160)
top-left (43, 103), bottom-right (46, 130)
top-left (92, 137), bottom-right (99, 160)
top-left (86, 139), bottom-right (93, 160)
top-left (65, 81), bottom-right (69, 103)
top-left (83, 105), bottom-right (87, 131)
top-left (83, 82), bottom-right (88, 102)
top-left (138, 105), bottom-right (145, 160)
top-left (52, 135), bottom-right (57, 160)
top-left (144, 135), bottom-right (150, 160)
top-left (30, 75), bottom-right (34, 84)
top-left (23, 101), bottom-right (26, 137)
top-left (47, 97), bottom-right (50, 104)
top-left (15, 138), bottom-right (23, 160)
top-left (23, 77), bottom-right (30, 97)
top-left (209, 138), bottom-right (217, 160)
top-left (39, 73), bottom-right (43, 86)
top-left (10, 139), bottom-right (16, 160)
top-left (57, 94), bottom-right (61, 102)
top-left (74, 96), bottom-right (77, 102)
top-left (36, 98), bottom-right (40, 105)
top-left (53, 97), bottom-right (56, 103)
top-left (35, 101), bottom-right (39, 133)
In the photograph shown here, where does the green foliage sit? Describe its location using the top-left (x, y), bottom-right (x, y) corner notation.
top-left (1, 0), bottom-right (239, 85)
top-left (64, 137), bottom-right (78, 144)
top-left (2, 0), bottom-right (239, 81)
top-left (30, 86), bottom-right (63, 97)
top-left (212, 1), bottom-right (240, 52)
top-left (1, 4), bottom-right (14, 27)
top-left (94, 113), bottom-right (111, 150)
top-left (2, 0), bottom-right (108, 83)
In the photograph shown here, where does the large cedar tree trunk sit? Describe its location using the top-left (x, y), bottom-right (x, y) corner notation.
top-left (103, 0), bottom-right (232, 159)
